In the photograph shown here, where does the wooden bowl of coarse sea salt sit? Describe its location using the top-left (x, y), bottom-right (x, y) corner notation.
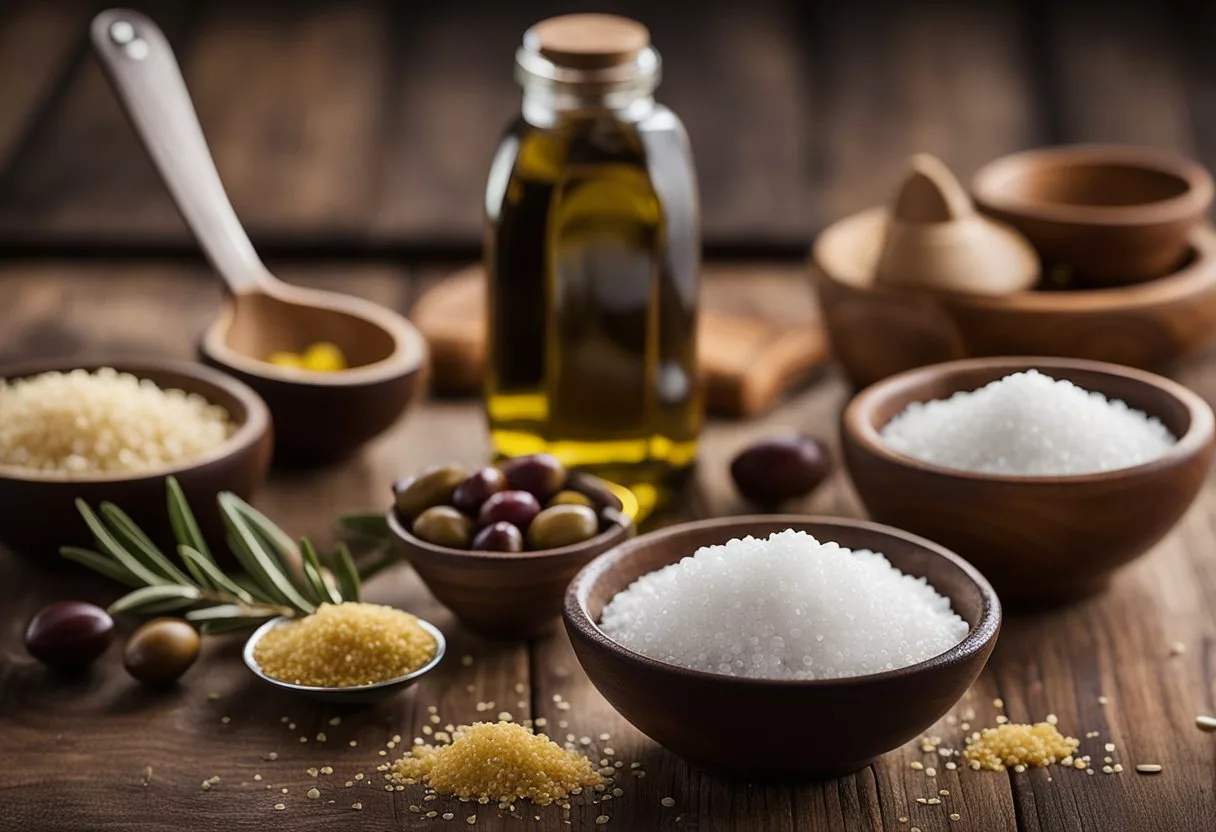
top-left (564, 516), bottom-right (1000, 779)
top-left (842, 356), bottom-right (1215, 605)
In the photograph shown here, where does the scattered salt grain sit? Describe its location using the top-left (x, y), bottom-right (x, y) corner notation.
top-left (599, 530), bottom-right (968, 680)
top-left (880, 370), bottom-right (1175, 476)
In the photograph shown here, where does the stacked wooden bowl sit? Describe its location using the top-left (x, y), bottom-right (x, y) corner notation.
top-left (813, 145), bottom-right (1216, 389)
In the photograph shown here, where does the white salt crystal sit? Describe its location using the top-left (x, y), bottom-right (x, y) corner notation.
top-left (599, 530), bottom-right (968, 680)
top-left (880, 370), bottom-right (1175, 476)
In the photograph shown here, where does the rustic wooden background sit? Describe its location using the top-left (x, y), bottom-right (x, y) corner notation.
top-left (1, 0), bottom-right (1214, 255)
top-left (1, 1), bottom-right (1216, 831)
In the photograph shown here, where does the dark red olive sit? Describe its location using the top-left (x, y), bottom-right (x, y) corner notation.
top-left (477, 490), bottom-right (541, 531)
top-left (500, 454), bottom-right (566, 501)
top-left (25, 601), bottom-right (115, 669)
top-left (470, 521), bottom-right (525, 552)
top-left (730, 435), bottom-right (832, 507)
top-left (452, 467), bottom-right (508, 515)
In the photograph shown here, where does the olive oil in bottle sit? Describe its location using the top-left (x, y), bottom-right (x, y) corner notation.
top-left (485, 14), bottom-right (702, 519)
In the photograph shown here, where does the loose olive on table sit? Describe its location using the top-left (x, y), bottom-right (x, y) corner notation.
top-left (392, 453), bottom-right (626, 553)
top-left (730, 434), bottom-right (832, 507)
top-left (24, 601), bottom-right (114, 670)
top-left (123, 617), bottom-right (201, 686)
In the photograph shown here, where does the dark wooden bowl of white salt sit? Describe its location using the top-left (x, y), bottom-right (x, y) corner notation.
top-left (843, 356), bottom-right (1215, 604)
top-left (564, 515), bottom-right (1000, 780)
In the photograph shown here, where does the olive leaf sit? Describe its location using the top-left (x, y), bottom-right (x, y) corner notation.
top-left (167, 476), bottom-right (214, 563)
top-left (332, 544), bottom-right (361, 604)
top-left (335, 512), bottom-right (390, 540)
top-left (59, 477), bottom-right (364, 632)
top-left (109, 584), bottom-right (201, 615)
top-left (100, 503), bottom-right (193, 585)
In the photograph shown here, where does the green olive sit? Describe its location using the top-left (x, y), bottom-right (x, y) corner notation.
top-left (412, 506), bottom-right (473, 549)
top-left (392, 464), bottom-right (469, 521)
top-left (526, 505), bottom-right (599, 550)
top-left (548, 490), bottom-right (595, 509)
top-left (123, 618), bottom-right (200, 686)
top-left (564, 471), bottom-right (624, 512)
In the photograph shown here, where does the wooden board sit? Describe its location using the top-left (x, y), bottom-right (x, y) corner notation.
top-left (1, 262), bottom-right (1216, 831)
top-left (410, 266), bottom-right (829, 417)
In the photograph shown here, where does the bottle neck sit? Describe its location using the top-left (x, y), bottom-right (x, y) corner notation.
top-left (515, 45), bottom-right (661, 127)
top-left (521, 86), bottom-right (656, 126)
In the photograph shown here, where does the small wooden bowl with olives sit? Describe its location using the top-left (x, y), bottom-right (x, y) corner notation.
top-left (386, 455), bottom-right (633, 639)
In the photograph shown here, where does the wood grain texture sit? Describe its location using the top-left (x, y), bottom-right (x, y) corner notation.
top-left (0, 0), bottom-right (95, 170)
top-left (809, 0), bottom-right (1040, 228)
top-left (182, 0), bottom-right (389, 239)
top-left (0, 0), bottom-right (195, 243)
top-left (4, 263), bottom-right (1214, 830)
top-left (0, 0), bottom-right (818, 250)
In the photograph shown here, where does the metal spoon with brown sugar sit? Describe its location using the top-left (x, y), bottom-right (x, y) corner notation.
top-left (89, 9), bottom-right (427, 465)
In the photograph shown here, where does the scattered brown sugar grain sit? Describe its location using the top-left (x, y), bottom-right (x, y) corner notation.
top-left (389, 721), bottom-right (602, 806)
top-left (253, 602), bottom-right (436, 688)
top-left (964, 722), bottom-right (1080, 771)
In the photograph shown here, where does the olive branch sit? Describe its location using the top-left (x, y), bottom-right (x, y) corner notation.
top-left (59, 476), bottom-right (395, 633)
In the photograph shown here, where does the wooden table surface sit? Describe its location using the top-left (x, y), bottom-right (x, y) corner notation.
top-left (2, 262), bottom-right (1215, 832)
top-left (2, 1), bottom-right (1216, 830)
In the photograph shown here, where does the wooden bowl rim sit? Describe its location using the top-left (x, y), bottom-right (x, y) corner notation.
top-left (815, 221), bottom-right (1216, 311)
top-left (844, 355), bottom-right (1216, 485)
top-left (387, 506), bottom-right (631, 563)
top-left (564, 514), bottom-right (1001, 689)
top-left (0, 356), bottom-right (271, 484)
top-left (201, 285), bottom-right (429, 388)
top-left (971, 144), bottom-right (1214, 227)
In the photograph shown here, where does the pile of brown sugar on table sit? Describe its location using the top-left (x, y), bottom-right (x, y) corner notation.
top-left (388, 721), bottom-right (604, 809)
top-left (893, 697), bottom-right (1158, 829)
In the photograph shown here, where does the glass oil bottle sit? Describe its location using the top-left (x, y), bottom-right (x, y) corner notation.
top-left (484, 14), bottom-right (702, 519)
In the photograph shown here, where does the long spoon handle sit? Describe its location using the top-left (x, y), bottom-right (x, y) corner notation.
top-left (90, 9), bottom-right (272, 295)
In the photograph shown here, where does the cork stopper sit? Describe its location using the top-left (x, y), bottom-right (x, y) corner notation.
top-left (527, 14), bottom-right (650, 69)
